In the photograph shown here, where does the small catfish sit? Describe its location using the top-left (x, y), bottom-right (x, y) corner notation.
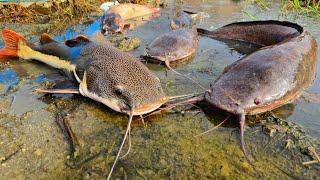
top-left (0, 29), bottom-right (168, 179)
top-left (143, 11), bottom-right (198, 66)
top-left (101, 3), bottom-right (160, 34)
top-left (142, 10), bottom-right (205, 90)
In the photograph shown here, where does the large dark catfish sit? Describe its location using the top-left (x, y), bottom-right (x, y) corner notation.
top-left (197, 20), bottom-right (317, 157)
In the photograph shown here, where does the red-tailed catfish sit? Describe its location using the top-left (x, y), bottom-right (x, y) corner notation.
top-left (0, 29), bottom-right (168, 179)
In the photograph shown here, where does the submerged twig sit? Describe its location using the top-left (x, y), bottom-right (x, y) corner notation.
top-left (303, 147), bottom-right (320, 165)
top-left (140, 115), bottom-right (146, 127)
top-left (0, 148), bottom-right (20, 164)
top-left (270, 161), bottom-right (297, 179)
top-left (302, 160), bottom-right (319, 165)
top-left (9, 95), bottom-right (16, 109)
top-left (55, 112), bottom-right (80, 155)
top-left (67, 148), bottom-right (108, 169)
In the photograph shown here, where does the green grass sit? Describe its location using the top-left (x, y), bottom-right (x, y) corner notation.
top-left (281, 0), bottom-right (320, 17)
top-left (242, 10), bottom-right (258, 20)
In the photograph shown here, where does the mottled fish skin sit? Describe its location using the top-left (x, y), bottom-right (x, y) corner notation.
top-left (202, 21), bottom-right (317, 115)
top-left (81, 42), bottom-right (166, 111)
top-left (33, 33), bottom-right (167, 114)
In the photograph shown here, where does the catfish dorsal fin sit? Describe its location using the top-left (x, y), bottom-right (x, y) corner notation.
top-left (65, 35), bottom-right (90, 47)
top-left (39, 33), bottom-right (56, 45)
top-left (76, 35), bottom-right (90, 43)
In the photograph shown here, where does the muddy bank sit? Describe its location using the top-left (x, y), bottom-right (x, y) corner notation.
top-left (0, 0), bottom-right (103, 23)
top-left (1, 91), bottom-right (319, 178)
top-left (0, 0), bottom-right (104, 34)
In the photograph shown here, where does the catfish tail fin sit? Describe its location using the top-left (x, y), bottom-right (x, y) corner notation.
top-left (0, 29), bottom-right (26, 59)
top-left (197, 28), bottom-right (214, 37)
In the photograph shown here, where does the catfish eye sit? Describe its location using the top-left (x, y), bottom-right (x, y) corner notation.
top-left (114, 87), bottom-right (123, 96)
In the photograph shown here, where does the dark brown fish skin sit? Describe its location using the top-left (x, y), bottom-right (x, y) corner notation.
top-left (170, 11), bottom-right (195, 30)
top-left (30, 39), bottom-right (72, 61)
top-left (145, 28), bottom-right (198, 63)
top-left (197, 21), bottom-right (301, 46)
top-left (144, 11), bottom-right (198, 64)
top-left (201, 21), bottom-right (317, 115)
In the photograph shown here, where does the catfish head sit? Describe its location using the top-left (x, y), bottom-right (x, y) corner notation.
top-left (100, 12), bottom-right (124, 35)
top-left (170, 11), bottom-right (198, 30)
top-left (79, 53), bottom-right (168, 115)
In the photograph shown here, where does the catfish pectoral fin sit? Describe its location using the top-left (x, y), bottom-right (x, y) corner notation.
top-left (35, 88), bottom-right (80, 94)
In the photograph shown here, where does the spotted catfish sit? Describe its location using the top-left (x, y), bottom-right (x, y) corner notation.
top-left (0, 29), bottom-right (169, 179)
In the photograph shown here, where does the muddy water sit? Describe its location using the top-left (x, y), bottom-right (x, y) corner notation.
top-left (0, 0), bottom-right (319, 179)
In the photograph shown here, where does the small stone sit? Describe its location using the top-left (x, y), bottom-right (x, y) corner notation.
top-left (263, 123), bottom-right (278, 137)
top-left (285, 139), bottom-right (294, 149)
top-left (34, 149), bottom-right (43, 156)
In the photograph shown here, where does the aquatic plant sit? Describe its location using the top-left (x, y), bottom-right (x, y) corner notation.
top-left (0, 0), bottom-right (104, 33)
top-left (281, 0), bottom-right (320, 16)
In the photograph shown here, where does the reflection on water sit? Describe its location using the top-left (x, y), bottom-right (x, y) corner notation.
top-left (0, 69), bottom-right (19, 93)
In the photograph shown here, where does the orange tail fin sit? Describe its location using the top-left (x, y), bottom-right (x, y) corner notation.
top-left (0, 29), bottom-right (26, 59)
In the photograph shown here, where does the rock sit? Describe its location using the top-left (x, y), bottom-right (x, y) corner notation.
top-left (34, 149), bottom-right (43, 156)
top-left (100, 1), bottom-right (119, 12)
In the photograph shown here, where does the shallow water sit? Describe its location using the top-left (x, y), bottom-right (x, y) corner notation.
top-left (0, 0), bottom-right (319, 179)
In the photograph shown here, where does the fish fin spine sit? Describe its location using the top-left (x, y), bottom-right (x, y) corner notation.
top-left (39, 33), bottom-right (55, 45)
top-left (76, 35), bottom-right (90, 43)
top-left (64, 35), bottom-right (90, 47)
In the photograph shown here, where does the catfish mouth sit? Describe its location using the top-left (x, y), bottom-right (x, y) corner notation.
top-left (79, 74), bottom-right (168, 116)
top-left (101, 25), bottom-right (123, 35)
top-left (101, 13), bottom-right (124, 35)
top-left (122, 97), bottom-right (168, 116)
